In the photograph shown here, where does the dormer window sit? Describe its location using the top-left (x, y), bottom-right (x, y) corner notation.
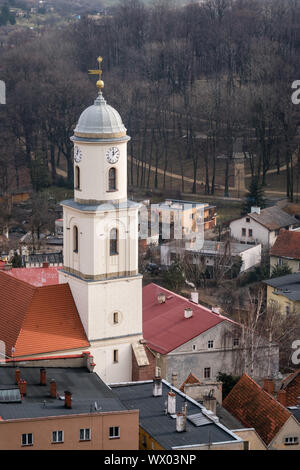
top-left (108, 167), bottom-right (117, 191)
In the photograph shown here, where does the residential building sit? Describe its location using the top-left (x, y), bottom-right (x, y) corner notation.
top-left (161, 239), bottom-right (261, 273)
top-left (133, 283), bottom-right (279, 385)
top-left (111, 378), bottom-right (244, 450)
top-left (229, 206), bottom-right (298, 248)
top-left (0, 365), bottom-right (138, 450)
top-left (270, 229), bottom-right (300, 274)
top-left (263, 272), bottom-right (300, 316)
top-left (223, 374), bottom-right (300, 450)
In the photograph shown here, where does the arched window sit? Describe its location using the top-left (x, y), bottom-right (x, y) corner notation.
top-left (73, 226), bottom-right (78, 253)
top-left (108, 167), bottom-right (117, 191)
top-left (110, 228), bottom-right (118, 255)
top-left (75, 166), bottom-right (80, 190)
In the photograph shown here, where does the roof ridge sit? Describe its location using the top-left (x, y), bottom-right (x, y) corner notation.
top-left (0, 270), bottom-right (37, 291)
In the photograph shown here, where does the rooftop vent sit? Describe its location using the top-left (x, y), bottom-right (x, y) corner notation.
top-left (184, 308), bottom-right (193, 319)
top-left (158, 293), bottom-right (166, 304)
top-left (190, 291), bottom-right (199, 304)
top-left (212, 306), bottom-right (221, 315)
top-left (251, 206), bottom-right (261, 215)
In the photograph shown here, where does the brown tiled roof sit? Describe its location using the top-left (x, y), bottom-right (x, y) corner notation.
top-left (280, 369), bottom-right (300, 407)
top-left (223, 374), bottom-right (291, 445)
top-left (0, 271), bottom-right (89, 358)
top-left (180, 372), bottom-right (201, 392)
top-left (249, 206), bottom-right (298, 231)
top-left (270, 230), bottom-right (300, 261)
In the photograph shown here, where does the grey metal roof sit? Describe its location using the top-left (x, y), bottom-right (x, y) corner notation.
top-left (60, 198), bottom-right (140, 212)
top-left (26, 252), bottom-right (63, 265)
top-left (111, 381), bottom-right (240, 449)
top-left (215, 403), bottom-right (244, 430)
top-left (263, 272), bottom-right (300, 301)
top-left (74, 93), bottom-right (126, 138)
top-left (249, 206), bottom-right (298, 231)
top-left (0, 367), bottom-right (126, 420)
top-left (289, 407), bottom-right (300, 424)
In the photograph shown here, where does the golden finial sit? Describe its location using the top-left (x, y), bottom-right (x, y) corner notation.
top-left (88, 56), bottom-right (104, 92)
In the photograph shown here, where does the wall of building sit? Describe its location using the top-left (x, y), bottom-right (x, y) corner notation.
top-left (270, 256), bottom-right (300, 274)
top-left (230, 218), bottom-right (270, 246)
top-left (0, 410), bottom-right (139, 450)
top-left (240, 244), bottom-right (261, 272)
top-left (232, 429), bottom-right (267, 450)
top-left (268, 416), bottom-right (300, 450)
top-left (267, 286), bottom-right (300, 316)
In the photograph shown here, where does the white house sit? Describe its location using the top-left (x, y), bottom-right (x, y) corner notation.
top-left (229, 206), bottom-right (298, 248)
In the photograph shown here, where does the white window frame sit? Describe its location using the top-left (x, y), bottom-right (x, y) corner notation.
top-left (79, 428), bottom-right (91, 441)
top-left (208, 340), bottom-right (214, 349)
top-left (109, 426), bottom-right (120, 439)
top-left (284, 436), bottom-right (299, 446)
top-left (21, 433), bottom-right (33, 446)
top-left (52, 430), bottom-right (64, 443)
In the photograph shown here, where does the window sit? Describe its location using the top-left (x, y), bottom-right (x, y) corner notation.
top-left (110, 228), bottom-right (118, 255)
top-left (248, 229), bottom-right (253, 237)
top-left (204, 367), bottom-right (211, 379)
top-left (113, 349), bottom-right (119, 363)
top-left (208, 340), bottom-right (214, 349)
top-left (242, 228), bottom-right (246, 236)
top-left (192, 344), bottom-right (197, 351)
top-left (286, 304), bottom-right (290, 316)
top-left (233, 338), bottom-right (239, 347)
top-left (52, 431), bottom-right (64, 443)
top-left (109, 426), bottom-right (120, 439)
top-left (75, 166), bottom-right (80, 190)
top-left (113, 312), bottom-right (119, 324)
top-left (21, 433), bottom-right (33, 446)
top-left (246, 217), bottom-right (250, 223)
top-left (284, 436), bottom-right (299, 446)
top-left (278, 258), bottom-right (283, 266)
top-left (79, 428), bottom-right (91, 441)
top-left (142, 434), bottom-right (147, 447)
top-left (73, 226), bottom-right (78, 253)
top-left (275, 229), bottom-right (279, 236)
top-left (108, 167), bottom-right (117, 191)
top-left (243, 441), bottom-right (249, 450)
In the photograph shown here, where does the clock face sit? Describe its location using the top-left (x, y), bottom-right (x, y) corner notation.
top-left (106, 147), bottom-right (120, 164)
top-left (74, 146), bottom-right (83, 163)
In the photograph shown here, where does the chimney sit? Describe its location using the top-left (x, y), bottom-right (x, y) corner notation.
top-left (251, 206), bottom-right (261, 215)
top-left (64, 390), bottom-right (72, 409)
top-left (171, 372), bottom-right (178, 388)
top-left (167, 391), bottom-right (176, 414)
top-left (176, 403), bottom-right (187, 432)
top-left (153, 377), bottom-right (162, 397)
top-left (277, 390), bottom-right (287, 407)
top-left (190, 291), bottom-right (199, 304)
top-left (15, 368), bottom-right (21, 384)
top-left (158, 293), bottom-right (166, 304)
top-left (184, 307), bottom-right (193, 319)
top-left (42, 262), bottom-right (49, 268)
top-left (212, 306), bottom-right (221, 315)
top-left (264, 378), bottom-right (274, 395)
top-left (3, 263), bottom-right (12, 271)
top-left (18, 379), bottom-right (27, 397)
top-left (50, 379), bottom-right (57, 398)
top-left (40, 368), bottom-right (46, 386)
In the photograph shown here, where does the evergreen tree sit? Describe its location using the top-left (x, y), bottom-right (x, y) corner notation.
top-left (271, 263), bottom-right (292, 278)
top-left (242, 179), bottom-right (266, 215)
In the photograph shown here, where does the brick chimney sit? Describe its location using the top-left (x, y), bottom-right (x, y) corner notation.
top-left (277, 390), bottom-right (287, 407)
top-left (64, 390), bottom-right (72, 409)
top-left (50, 379), bottom-right (57, 398)
top-left (42, 262), bottom-right (49, 268)
top-left (264, 378), bottom-right (274, 395)
top-left (18, 379), bottom-right (27, 397)
top-left (40, 368), bottom-right (46, 386)
top-left (15, 368), bottom-right (21, 384)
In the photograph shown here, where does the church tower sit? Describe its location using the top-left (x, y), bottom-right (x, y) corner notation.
top-left (59, 58), bottom-right (143, 383)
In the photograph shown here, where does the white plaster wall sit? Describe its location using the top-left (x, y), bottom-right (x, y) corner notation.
top-left (91, 341), bottom-right (137, 383)
top-left (230, 218), bottom-right (270, 246)
top-left (240, 244), bottom-right (261, 271)
top-left (72, 139), bottom-right (128, 203)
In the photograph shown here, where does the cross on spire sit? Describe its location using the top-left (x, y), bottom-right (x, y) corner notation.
top-left (88, 56), bottom-right (104, 92)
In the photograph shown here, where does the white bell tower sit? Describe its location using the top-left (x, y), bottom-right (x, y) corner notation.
top-left (58, 57), bottom-right (143, 383)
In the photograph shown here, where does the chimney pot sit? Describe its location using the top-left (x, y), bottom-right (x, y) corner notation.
top-left (18, 379), bottom-right (27, 397)
top-left (42, 262), bottom-right (49, 268)
top-left (40, 368), bottom-right (46, 386)
top-left (263, 378), bottom-right (274, 395)
top-left (158, 293), bottom-right (166, 304)
top-left (171, 372), bottom-right (178, 388)
top-left (184, 307), bottom-right (193, 319)
top-left (15, 368), bottom-right (21, 384)
top-left (64, 390), bottom-right (72, 409)
top-left (167, 391), bottom-right (176, 414)
top-left (50, 379), bottom-right (57, 398)
top-left (153, 377), bottom-right (162, 397)
top-left (190, 291), bottom-right (199, 304)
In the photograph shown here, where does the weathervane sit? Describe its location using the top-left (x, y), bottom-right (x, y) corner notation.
top-left (88, 56), bottom-right (104, 93)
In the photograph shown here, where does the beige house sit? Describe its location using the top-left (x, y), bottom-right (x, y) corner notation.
top-left (264, 272), bottom-right (300, 316)
top-left (270, 229), bottom-right (300, 274)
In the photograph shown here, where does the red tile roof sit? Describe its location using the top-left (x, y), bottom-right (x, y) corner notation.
top-left (0, 271), bottom-right (89, 358)
top-left (280, 369), bottom-right (300, 407)
top-left (6, 267), bottom-right (62, 287)
top-left (270, 229), bottom-right (300, 261)
top-left (142, 283), bottom-right (232, 354)
top-left (180, 372), bottom-right (201, 392)
top-left (223, 374), bottom-right (291, 445)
